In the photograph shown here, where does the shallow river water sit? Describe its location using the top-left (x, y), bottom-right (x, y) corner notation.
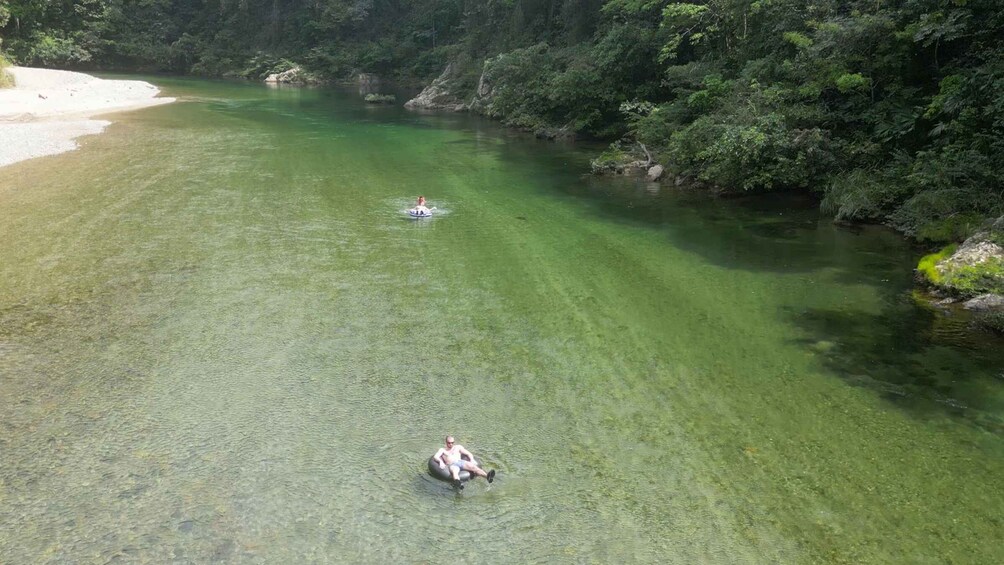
top-left (1, 78), bottom-right (1002, 563)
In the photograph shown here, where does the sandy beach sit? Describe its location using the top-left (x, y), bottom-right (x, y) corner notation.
top-left (0, 66), bottom-right (175, 169)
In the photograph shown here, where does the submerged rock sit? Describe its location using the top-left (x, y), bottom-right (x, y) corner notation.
top-left (534, 126), bottom-right (575, 141)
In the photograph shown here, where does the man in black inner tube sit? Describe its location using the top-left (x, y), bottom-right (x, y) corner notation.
top-left (433, 435), bottom-right (496, 489)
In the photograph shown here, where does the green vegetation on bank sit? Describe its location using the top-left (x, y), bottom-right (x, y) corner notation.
top-left (1, 1), bottom-right (1002, 243)
top-left (924, 252), bottom-right (1004, 297)
top-left (948, 259), bottom-right (1004, 296)
top-left (0, 54), bottom-right (12, 88)
top-left (918, 244), bottom-right (958, 286)
top-left (0, 2), bottom-right (10, 87)
top-left (917, 218), bottom-right (1004, 304)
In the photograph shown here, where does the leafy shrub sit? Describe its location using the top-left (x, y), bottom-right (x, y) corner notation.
top-left (888, 145), bottom-right (1003, 241)
top-left (668, 111), bottom-right (832, 192)
top-left (685, 74), bottom-right (731, 112)
top-left (0, 53), bottom-right (13, 88)
top-left (835, 72), bottom-right (870, 93)
top-left (990, 217), bottom-right (1004, 246)
top-left (622, 100), bottom-right (681, 148)
top-left (407, 46), bottom-right (452, 81)
top-left (304, 46), bottom-right (354, 79)
top-left (191, 54), bottom-right (236, 77)
top-left (479, 43), bottom-right (560, 131)
top-left (822, 168), bottom-right (907, 222)
top-left (783, 32), bottom-right (813, 49)
top-left (20, 32), bottom-right (91, 67)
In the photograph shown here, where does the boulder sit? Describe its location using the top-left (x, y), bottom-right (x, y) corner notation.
top-left (468, 67), bottom-right (495, 113)
top-left (647, 164), bottom-right (664, 181)
top-left (923, 219), bottom-right (1004, 299)
top-left (405, 64), bottom-right (468, 112)
top-left (944, 239), bottom-right (1003, 268)
top-left (264, 65), bottom-right (319, 85)
top-left (963, 294), bottom-right (1004, 311)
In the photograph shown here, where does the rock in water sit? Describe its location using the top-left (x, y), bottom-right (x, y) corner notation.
top-left (963, 294), bottom-right (1004, 311)
top-left (264, 65), bottom-right (319, 85)
top-left (922, 216), bottom-right (1004, 301)
top-left (405, 64), bottom-right (468, 111)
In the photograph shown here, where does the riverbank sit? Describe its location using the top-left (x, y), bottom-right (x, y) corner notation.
top-left (0, 67), bottom-right (174, 169)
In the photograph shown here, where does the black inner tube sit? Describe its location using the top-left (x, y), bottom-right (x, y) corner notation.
top-left (428, 454), bottom-right (475, 482)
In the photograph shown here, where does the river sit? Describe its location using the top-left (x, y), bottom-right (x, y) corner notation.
top-left (1, 77), bottom-right (1001, 563)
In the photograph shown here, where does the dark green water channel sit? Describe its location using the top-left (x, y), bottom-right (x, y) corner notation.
top-left (1, 78), bottom-right (1002, 563)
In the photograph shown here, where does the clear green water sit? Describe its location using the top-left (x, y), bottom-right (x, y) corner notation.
top-left (1, 78), bottom-right (1002, 563)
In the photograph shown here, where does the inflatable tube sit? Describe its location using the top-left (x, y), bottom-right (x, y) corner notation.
top-left (428, 454), bottom-right (475, 482)
top-left (408, 208), bottom-right (433, 218)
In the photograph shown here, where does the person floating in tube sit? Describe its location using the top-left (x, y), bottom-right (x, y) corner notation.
top-left (413, 195), bottom-right (431, 215)
top-left (433, 435), bottom-right (495, 489)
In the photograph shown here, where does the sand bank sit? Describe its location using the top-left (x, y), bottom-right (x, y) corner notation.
top-left (0, 67), bottom-right (175, 169)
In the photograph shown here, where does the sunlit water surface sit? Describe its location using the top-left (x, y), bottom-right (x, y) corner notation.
top-left (1, 78), bottom-right (1002, 563)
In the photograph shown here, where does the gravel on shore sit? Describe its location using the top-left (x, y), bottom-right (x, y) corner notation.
top-left (0, 67), bottom-right (175, 169)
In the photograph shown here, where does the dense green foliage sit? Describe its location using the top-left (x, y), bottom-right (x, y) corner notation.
top-left (1, 0), bottom-right (1002, 241)
top-left (0, 2), bottom-right (10, 87)
top-left (0, 54), bottom-right (11, 88)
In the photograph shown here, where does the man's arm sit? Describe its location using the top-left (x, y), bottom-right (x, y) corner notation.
top-left (433, 448), bottom-right (447, 467)
top-left (458, 445), bottom-right (476, 465)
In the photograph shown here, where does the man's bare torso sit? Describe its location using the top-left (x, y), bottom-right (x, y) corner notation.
top-left (438, 445), bottom-right (463, 464)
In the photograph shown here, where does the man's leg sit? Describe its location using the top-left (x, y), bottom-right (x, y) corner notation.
top-left (462, 461), bottom-right (488, 478)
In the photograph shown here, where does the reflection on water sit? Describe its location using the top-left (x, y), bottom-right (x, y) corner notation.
top-left (0, 78), bottom-right (1002, 564)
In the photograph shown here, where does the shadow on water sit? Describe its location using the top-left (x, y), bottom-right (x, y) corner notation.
top-left (407, 103), bottom-right (1004, 435)
top-left (789, 296), bottom-right (1004, 435)
top-left (453, 127), bottom-right (1004, 434)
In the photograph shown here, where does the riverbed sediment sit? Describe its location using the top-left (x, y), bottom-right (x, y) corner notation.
top-left (0, 67), bottom-right (174, 169)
